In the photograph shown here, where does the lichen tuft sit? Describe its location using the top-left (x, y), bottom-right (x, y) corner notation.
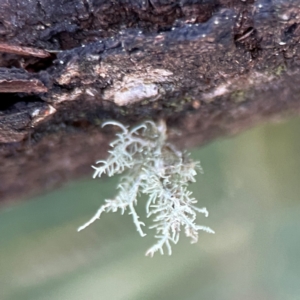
top-left (78, 120), bottom-right (214, 256)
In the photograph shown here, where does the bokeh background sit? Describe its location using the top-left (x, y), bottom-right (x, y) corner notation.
top-left (1, 117), bottom-right (300, 300)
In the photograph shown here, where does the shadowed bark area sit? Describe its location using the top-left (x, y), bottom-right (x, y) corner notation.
top-left (1, 0), bottom-right (300, 203)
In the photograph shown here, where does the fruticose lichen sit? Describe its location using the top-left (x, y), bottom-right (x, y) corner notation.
top-left (78, 120), bottom-right (214, 256)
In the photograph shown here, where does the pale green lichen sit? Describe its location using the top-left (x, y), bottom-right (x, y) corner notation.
top-left (78, 120), bottom-right (214, 256)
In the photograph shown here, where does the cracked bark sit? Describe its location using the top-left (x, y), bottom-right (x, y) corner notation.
top-left (1, 0), bottom-right (300, 203)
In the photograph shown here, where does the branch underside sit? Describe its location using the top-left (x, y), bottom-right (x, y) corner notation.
top-left (1, 0), bottom-right (300, 202)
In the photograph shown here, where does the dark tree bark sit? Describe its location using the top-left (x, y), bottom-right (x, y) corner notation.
top-left (1, 0), bottom-right (300, 203)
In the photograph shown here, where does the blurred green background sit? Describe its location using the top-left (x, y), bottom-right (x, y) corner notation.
top-left (1, 117), bottom-right (300, 300)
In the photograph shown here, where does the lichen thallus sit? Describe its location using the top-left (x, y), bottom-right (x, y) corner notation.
top-left (78, 119), bottom-right (214, 256)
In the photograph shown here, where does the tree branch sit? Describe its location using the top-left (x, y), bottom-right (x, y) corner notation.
top-left (1, 0), bottom-right (300, 203)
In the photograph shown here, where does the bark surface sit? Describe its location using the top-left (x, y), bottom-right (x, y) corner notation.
top-left (1, 0), bottom-right (300, 203)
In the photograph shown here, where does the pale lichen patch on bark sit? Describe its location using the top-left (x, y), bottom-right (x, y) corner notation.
top-left (56, 61), bottom-right (80, 86)
top-left (202, 71), bottom-right (277, 103)
top-left (103, 68), bottom-right (174, 106)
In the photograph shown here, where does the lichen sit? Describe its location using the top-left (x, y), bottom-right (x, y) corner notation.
top-left (78, 120), bottom-right (214, 256)
top-left (103, 68), bottom-right (174, 106)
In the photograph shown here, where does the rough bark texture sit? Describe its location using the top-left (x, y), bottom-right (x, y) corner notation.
top-left (1, 0), bottom-right (300, 203)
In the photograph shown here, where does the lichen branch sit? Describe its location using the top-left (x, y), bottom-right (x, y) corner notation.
top-left (78, 120), bottom-right (214, 256)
